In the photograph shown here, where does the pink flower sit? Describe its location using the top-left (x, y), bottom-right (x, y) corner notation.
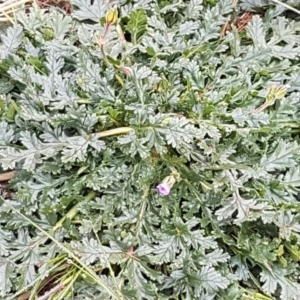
top-left (156, 171), bottom-right (180, 196)
top-left (157, 183), bottom-right (171, 196)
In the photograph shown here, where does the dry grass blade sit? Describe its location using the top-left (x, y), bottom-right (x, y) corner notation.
top-left (2, 196), bottom-right (124, 300)
top-left (271, 0), bottom-right (300, 15)
top-left (235, 12), bottom-right (254, 31)
top-left (220, 0), bottom-right (238, 38)
top-left (0, 170), bottom-right (16, 181)
top-left (0, 0), bottom-right (33, 23)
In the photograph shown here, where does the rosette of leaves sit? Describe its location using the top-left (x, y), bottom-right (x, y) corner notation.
top-left (0, 0), bottom-right (300, 299)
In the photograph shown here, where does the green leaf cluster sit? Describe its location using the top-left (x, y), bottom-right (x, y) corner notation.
top-left (0, 0), bottom-right (300, 299)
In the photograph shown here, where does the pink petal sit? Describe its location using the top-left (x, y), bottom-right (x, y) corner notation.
top-left (157, 183), bottom-right (170, 196)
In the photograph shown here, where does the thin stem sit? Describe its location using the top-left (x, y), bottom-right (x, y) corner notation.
top-left (30, 191), bottom-right (96, 249)
top-left (100, 43), bottom-right (111, 67)
top-left (271, 0), bottom-right (300, 15)
top-left (55, 270), bottom-right (82, 300)
top-left (51, 191), bottom-right (96, 232)
top-left (37, 283), bottom-right (64, 300)
top-left (0, 171), bottom-right (16, 181)
top-left (135, 188), bottom-right (149, 238)
top-left (8, 259), bottom-right (67, 300)
top-left (3, 196), bottom-right (123, 300)
top-left (95, 127), bottom-right (134, 138)
top-left (91, 223), bottom-right (123, 298)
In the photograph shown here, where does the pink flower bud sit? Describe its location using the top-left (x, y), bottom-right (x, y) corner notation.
top-left (156, 171), bottom-right (180, 196)
top-left (157, 183), bottom-right (171, 196)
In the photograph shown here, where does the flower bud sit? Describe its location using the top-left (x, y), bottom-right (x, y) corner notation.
top-left (266, 84), bottom-right (290, 105)
top-left (254, 84), bottom-right (290, 113)
top-left (106, 7), bottom-right (118, 25)
top-left (157, 171), bottom-right (180, 196)
top-left (274, 84), bottom-right (290, 99)
top-left (118, 66), bottom-right (132, 77)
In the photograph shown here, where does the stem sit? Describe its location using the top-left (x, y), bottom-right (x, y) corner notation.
top-left (0, 0), bottom-right (31, 14)
top-left (0, 171), bottom-right (16, 181)
top-left (8, 260), bottom-right (67, 300)
top-left (91, 224), bottom-right (123, 297)
top-left (2, 127), bottom-right (131, 188)
top-left (271, 0), bottom-right (300, 15)
top-left (29, 191), bottom-right (97, 250)
top-left (77, 99), bottom-right (92, 104)
top-left (38, 283), bottom-right (64, 300)
top-left (271, 121), bottom-right (299, 128)
top-left (97, 23), bottom-right (111, 66)
top-left (3, 197), bottom-right (122, 300)
top-left (100, 44), bottom-right (110, 67)
top-left (102, 23), bottom-right (111, 43)
top-left (51, 191), bottom-right (96, 232)
top-left (220, 0), bottom-right (238, 38)
top-left (132, 31), bottom-right (137, 45)
top-left (116, 23), bottom-right (125, 41)
top-left (252, 102), bottom-right (268, 114)
top-left (55, 270), bottom-right (82, 300)
top-left (135, 188), bottom-right (149, 238)
top-left (95, 127), bottom-right (134, 138)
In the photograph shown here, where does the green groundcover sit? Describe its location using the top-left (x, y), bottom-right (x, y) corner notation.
top-left (0, 0), bottom-right (300, 299)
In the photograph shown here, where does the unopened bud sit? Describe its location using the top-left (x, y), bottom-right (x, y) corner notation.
top-left (106, 7), bottom-right (118, 25)
top-left (253, 84), bottom-right (290, 114)
top-left (266, 84), bottom-right (290, 105)
top-left (118, 66), bottom-right (132, 77)
top-left (156, 171), bottom-right (180, 196)
top-left (274, 84), bottom-right (290, 99)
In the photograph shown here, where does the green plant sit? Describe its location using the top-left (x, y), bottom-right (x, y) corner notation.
top-left (0, 0), bottom-right (300, 299)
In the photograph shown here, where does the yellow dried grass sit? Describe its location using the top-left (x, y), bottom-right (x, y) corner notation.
top-left (0, 0), bottom-right (33, 23)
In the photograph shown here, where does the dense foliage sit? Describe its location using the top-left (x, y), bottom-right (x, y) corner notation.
top-left (0, 0), bottom-right (300, 299)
